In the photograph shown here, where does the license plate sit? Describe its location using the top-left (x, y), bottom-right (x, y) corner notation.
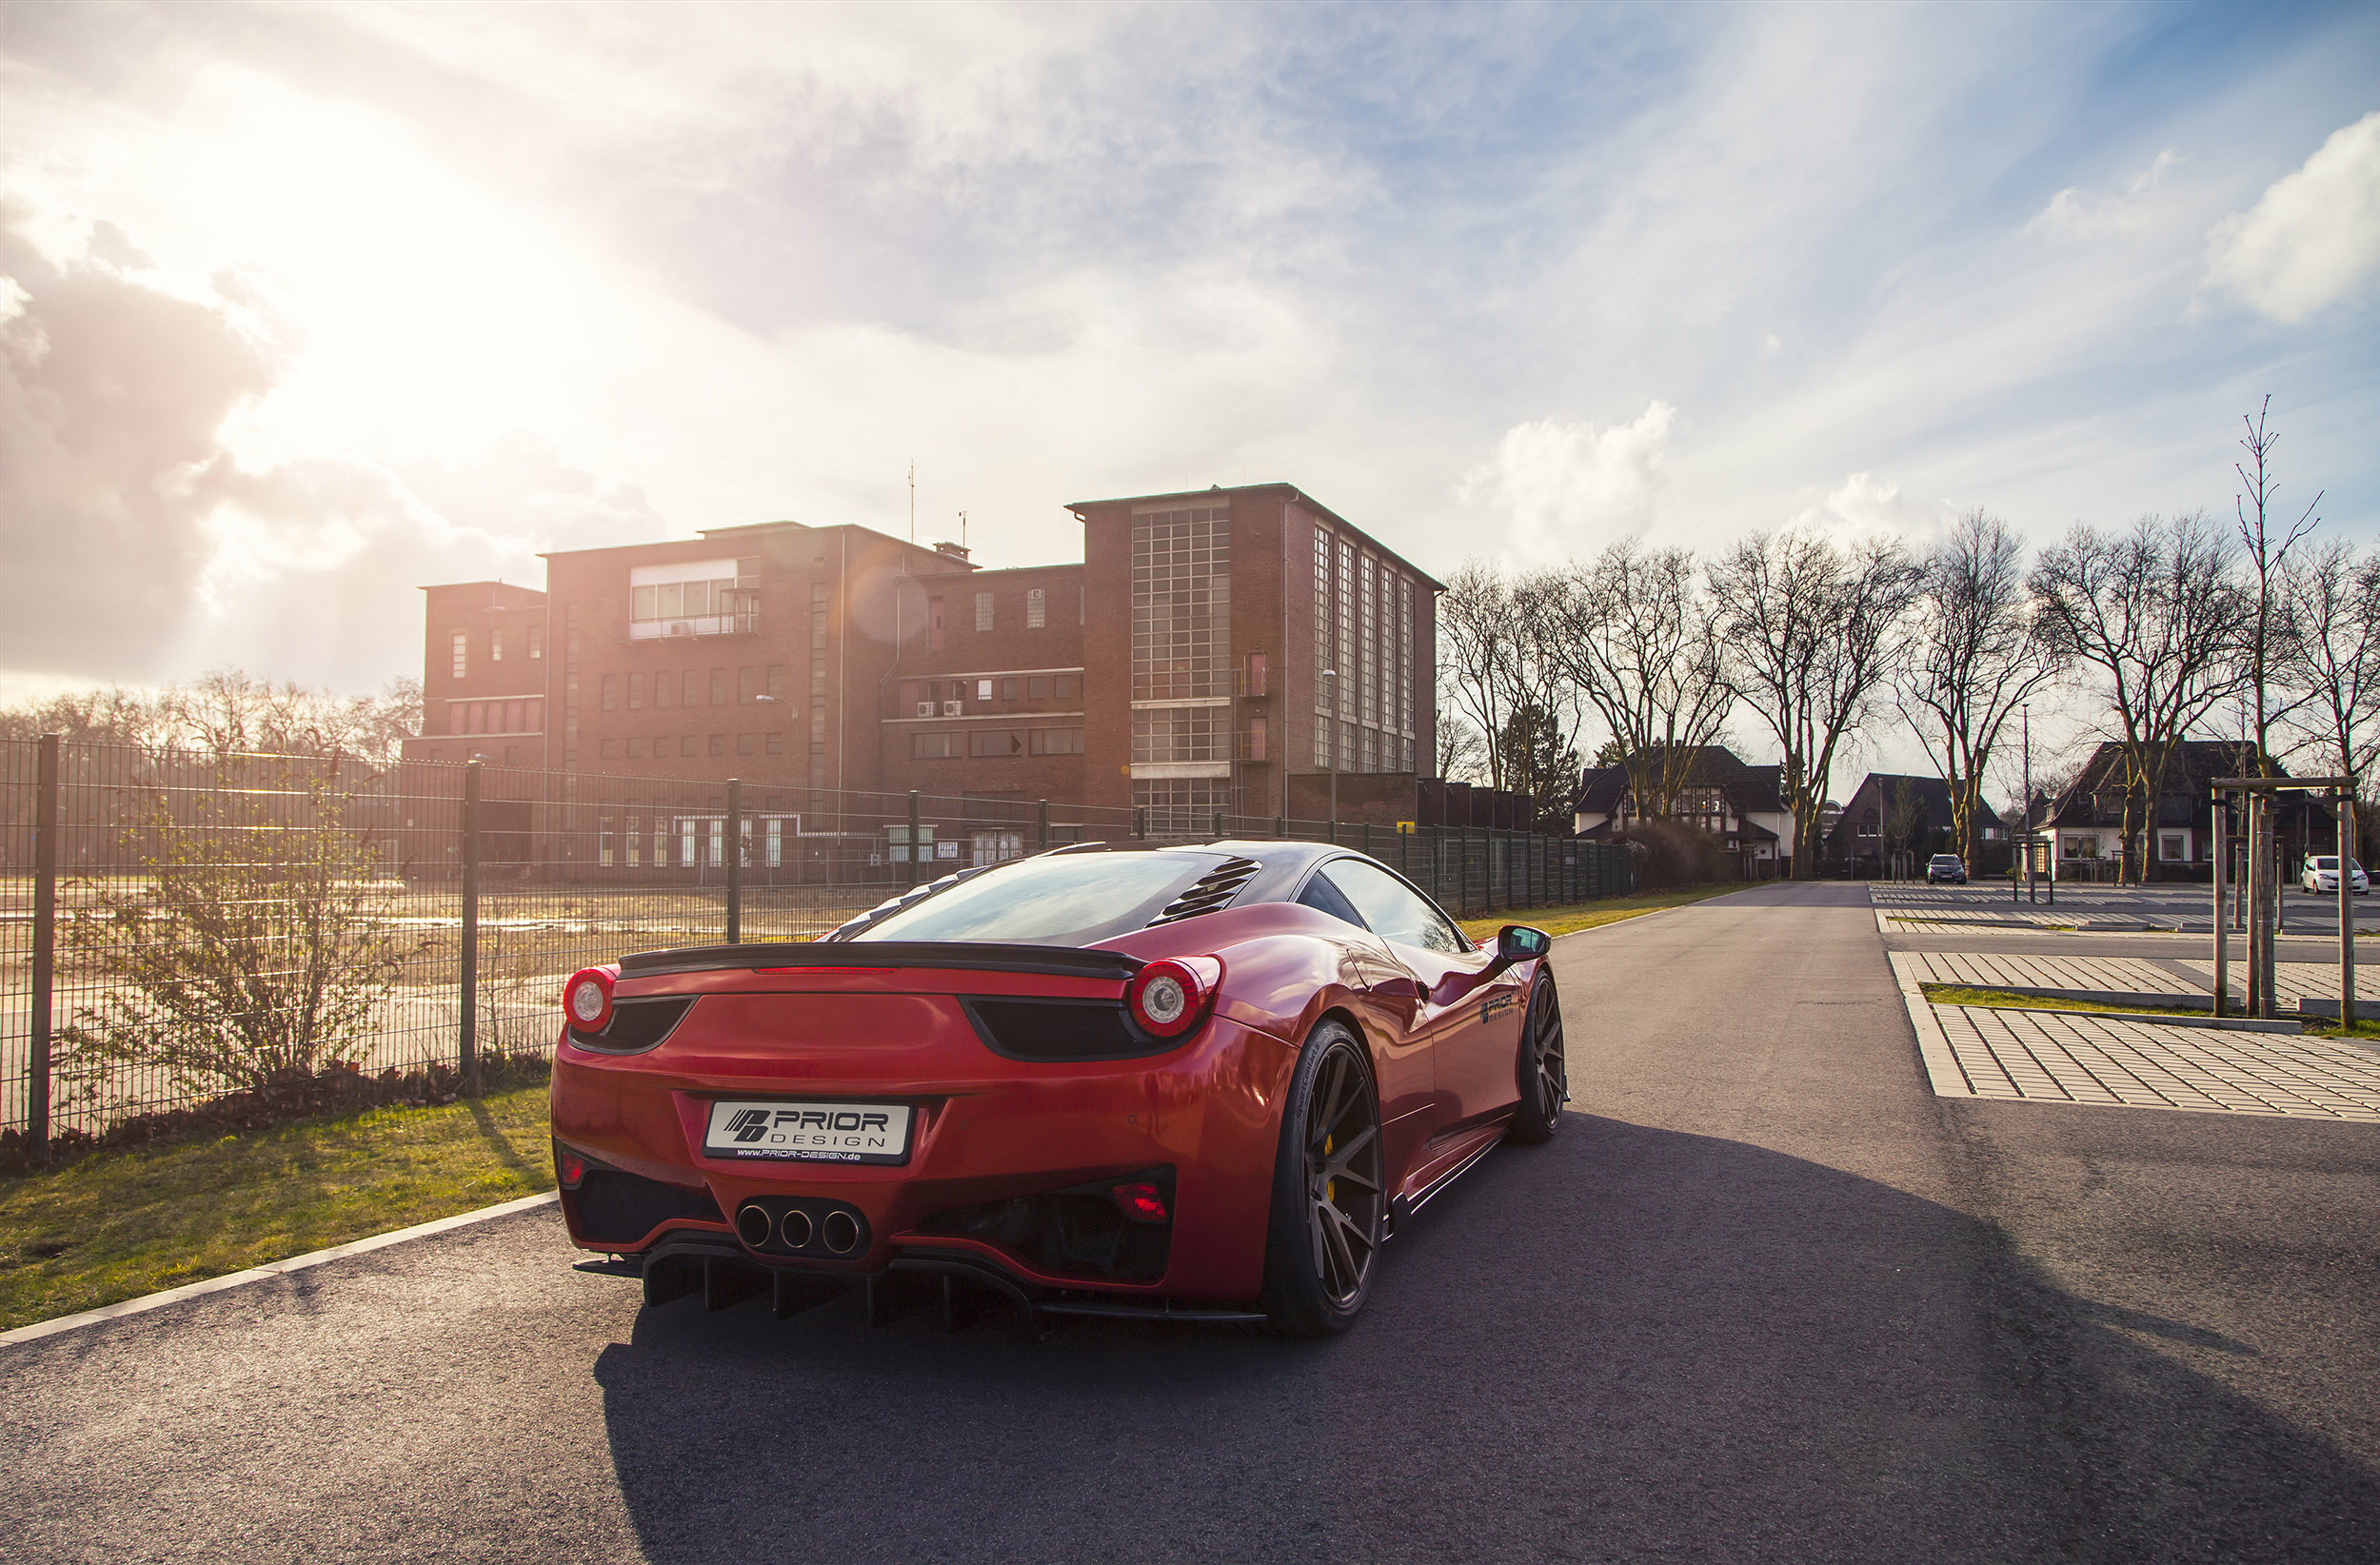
top-left (704, 1099), bottom-right (913, 1164)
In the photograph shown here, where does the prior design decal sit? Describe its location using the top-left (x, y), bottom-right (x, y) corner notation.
top-left (704, 1100), bottom-right (913, 1164)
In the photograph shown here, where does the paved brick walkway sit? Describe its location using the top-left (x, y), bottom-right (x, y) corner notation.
top-left (1901, 951), bottom-right (2198, 999)
top-left (2176, 959), bottom-right (2366, 1009)
top-left (1929, 1006), bottom-right (2380, 1119)
top-left (1889, 951), bottom-right (2380, 1119)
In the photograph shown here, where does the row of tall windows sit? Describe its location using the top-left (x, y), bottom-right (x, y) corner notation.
top-left (449, 624), bottom-right (542, 679)
top-left (909, 727), bottom-right (1084, 759)
top-left (600, 733), bottom-right (786, 760)
top-left (1132, 505), bottom-right (1234, 825)
top-left (1311, 524), bottom-right (1416, 774)
top-left (601, 666), bottom-right (785, 712)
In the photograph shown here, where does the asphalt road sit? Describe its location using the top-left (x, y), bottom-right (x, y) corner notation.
top-left (4, 882), bottom-right (2376, 1563)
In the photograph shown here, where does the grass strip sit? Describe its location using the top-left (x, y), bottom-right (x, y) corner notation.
top-left (0, 1085), bottom-right (555, 1331)
top-left (1920, 983), bottom-right (2207, 1016)
top-left (1458, 883), bottom-right (1745, 941)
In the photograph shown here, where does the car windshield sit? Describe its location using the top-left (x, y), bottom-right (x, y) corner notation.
top-left (1931, 856), bottom-right (1961, 866)
top-left (841, 849), bottom-right (1226, 946)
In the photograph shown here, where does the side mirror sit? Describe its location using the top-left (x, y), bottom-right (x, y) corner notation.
top-left (1496, 924), bottom-right (1551, 962)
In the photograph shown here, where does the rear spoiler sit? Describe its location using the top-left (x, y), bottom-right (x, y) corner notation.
top-left (615, 941), bottom-right (1141, 982)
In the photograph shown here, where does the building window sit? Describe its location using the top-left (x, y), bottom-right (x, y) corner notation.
top-left (766, 664), bottom-right (783, 701)
top-left (491, 630), bottom-right (504, 663)
top-left (1133, 706), bottom-right (1226, 763)
top-left (976, 592), bottom-right (994, 632)
top-left (1316, 715), bottom-right (1334, 770)
top-left (601, 675), bottom-right (618, 712)
top-left (1314, 526), bottom-right (1333, 717)
top-left (708, 734), bottom-right (726, 756)
top-left (1133, 777), bottom-right (1232, 837)
top-left (628, 673), bottom-right (645, 710)
top-left (913, 732), bottom-right (962, 759)
top-left (1134, 505), bottom-right (1230, 702)
top-left (1027, 676), bottom-right (1049, 699)
top-left (969, 730), bottom-right (1026, 758)
top-left (929, 598), bottom-right (944, 650)
top-left (528, 625), bottom-right (543, 660)
top-left (451, 632), bottom-right (467, 680)
top-left (738, 732), bottom-right (757, 756)
top-left (1030, 727), bottom-right (1084, 755)
top-left (739, 666), bottom-right (756, 704)
top-left (1056, 674), bottom-right (1077, 700)
top-left (2162, 832), bottom-right (2187, 862)
top-left (977, 679), bottom-right (994, 702)
top-left (627, 564), bottom-right (754, 639)
top-left (654, 671), bottom-right (671, 710)
top-left (1026, 588), bottom-right (1045, 628)
top-left (683, 670), bottom-right (701, 707)
top-left (600, 739), bottom-right (616, 759)
top-left (1359, 553), bottom-right (1378, 726)
top-left (1002, 678), bottom-right (1019, 700)
top-left (765, 732), bottom-right (783, 755)
top-left (681, 736), bottom-right (697, 758)
top-left (709, 668), bottom-right (727, 706)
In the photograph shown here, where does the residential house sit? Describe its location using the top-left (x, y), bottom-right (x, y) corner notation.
top-left (1826, 772), bottom-right (2006, 873)
top-left (2036, 740), bottom-right (2330, 881)
top-left (1575, 746), bottom-right (1796, 872)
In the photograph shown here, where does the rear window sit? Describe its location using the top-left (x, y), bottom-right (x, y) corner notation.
top-left (842, 850), bottom-right (1227, 946)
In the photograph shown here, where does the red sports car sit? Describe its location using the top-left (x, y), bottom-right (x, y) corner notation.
top-left (548, 841), bottom-right (1564, 1335)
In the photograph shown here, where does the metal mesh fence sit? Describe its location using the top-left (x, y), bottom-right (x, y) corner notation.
top-left (2, 738), bottom-right (1633, 1142)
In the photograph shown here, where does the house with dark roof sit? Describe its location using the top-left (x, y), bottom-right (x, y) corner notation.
top-left (1825, 772), bottom-right (2006, 873)
top-left (1575, 746), bottom-right (1796, 872)
top-left (2036, 739), bottom-right (2329, 881)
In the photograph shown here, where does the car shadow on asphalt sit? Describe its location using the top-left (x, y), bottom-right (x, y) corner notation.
top-left (592, 1116), bottom-right (2380, 1565)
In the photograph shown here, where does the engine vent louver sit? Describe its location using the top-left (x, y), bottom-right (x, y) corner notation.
top-left (1146, 857), bottom-right (1259, 927)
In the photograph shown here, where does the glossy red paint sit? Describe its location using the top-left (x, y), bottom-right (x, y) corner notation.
top-left (547, 899), bottom-right (1541, 1309)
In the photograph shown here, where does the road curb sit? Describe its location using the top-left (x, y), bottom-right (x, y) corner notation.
top-left (0, 1190), bottom-right (559, 1348)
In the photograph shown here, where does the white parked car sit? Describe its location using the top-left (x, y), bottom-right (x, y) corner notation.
top-left (2299, 856), bottom-right (2369, 895)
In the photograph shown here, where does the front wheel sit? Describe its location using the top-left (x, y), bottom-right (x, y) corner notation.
top-left (1259, 1022), bottom-right (1383, 1337)
top-left (1504, 973), bottom-right (1567, 1144)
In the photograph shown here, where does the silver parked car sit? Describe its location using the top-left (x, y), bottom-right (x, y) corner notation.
top-left (2299, 855), bottom-right (2369, 895)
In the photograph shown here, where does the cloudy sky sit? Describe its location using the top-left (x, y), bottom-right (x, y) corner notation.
top-left (3, 1), bottom-right (2376, 763)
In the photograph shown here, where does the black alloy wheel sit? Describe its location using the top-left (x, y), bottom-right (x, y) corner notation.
top-left (1260, 1023), bottom-right (1383, 1336)
top-left (1505, 973), bottom-right (1567, 1144)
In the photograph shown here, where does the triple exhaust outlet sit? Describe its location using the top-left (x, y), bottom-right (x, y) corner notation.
top-left (736, 1201), bottom-right (861, 1255)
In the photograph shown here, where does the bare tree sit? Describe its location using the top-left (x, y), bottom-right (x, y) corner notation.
top-left (2235, 396), bottom-right (2323, 773)
top-left (1527, 544), bottom-right (1733, 825)
top-left (2276, 539), bottom-right (2380, 785)
top-left (2, 670), bottom-right (422, 765)
top-left (1898, 510), bottom-right (2065, 867)
top-left (1438, 561), bottom-right (1526, 792)
top-left (2030, 513), bottom-right (2249, 882)
top-left (1434, 708), bottom-right (1492, 783)
top-left (1708, 529), bottom-right (1923, 878)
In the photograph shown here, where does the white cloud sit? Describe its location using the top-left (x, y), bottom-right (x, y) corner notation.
top-left (2206, 110), bottom-right (2380, 323)
top-left (1782, 470), bottom-right (1950, 552)
top-left (2030, 149), bottom-right (2182, 235)
top-left (1457, 402), bottom-right (1676, 564)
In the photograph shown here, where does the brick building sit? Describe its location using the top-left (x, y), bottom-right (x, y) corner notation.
top-left (403, 483), bottom-right (1439, 833)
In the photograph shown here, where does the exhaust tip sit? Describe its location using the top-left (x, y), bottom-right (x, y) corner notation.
top-left (780, 1208), bottom-right (815, 1249)
top-left (822, 1210), bottom-right (862, 1255)
top-left (734, 1203), bottom-right (772, 1248)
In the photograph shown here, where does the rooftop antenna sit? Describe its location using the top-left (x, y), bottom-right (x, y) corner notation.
top-left (960, 510), bottom-right (968, 552)
top-left (908, 462), bottom-right (915, 543)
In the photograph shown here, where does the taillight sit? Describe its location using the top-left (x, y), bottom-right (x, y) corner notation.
top-left (1127, 956), bottom-right (1220, 1040)
top-left (555, 1144), bottom-right (588, 1189)
top-left (1111, 1180), bottom-right (1170, 1224)
top-left (564, 966), bottom-right (616, 1033)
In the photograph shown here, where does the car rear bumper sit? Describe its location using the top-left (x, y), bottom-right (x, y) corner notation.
top-left (549, 1013), bottom-right (1298, 1305)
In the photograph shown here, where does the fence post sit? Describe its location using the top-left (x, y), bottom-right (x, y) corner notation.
top-left (1135, 806), bottom-right (1147, 841)
top-left (725, 777), bottom-right (744, 943)
top-left (1274, 815), bottom-right (1284, 841)
top-left (1038, 799), bottom-right (1050, 851)
top-left (1213, 810), bottom-right (1224, 841)
top-left (28, 732), bottom-right (59, 1159)
top-left (460, 759), bottom-right (481, 1095)
top-left (905, 791), bottom-right (921, 889)
top-left (1459, 822), bottom-right (1471, 914)
top-left (1362, 822), bottom-right (1372, 859)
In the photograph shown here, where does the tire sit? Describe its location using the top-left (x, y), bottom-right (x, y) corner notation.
top-left (1259, 1021), bottom-right (1384, 1337)
top-left (1504, 972), bottom-right (1567, 1145)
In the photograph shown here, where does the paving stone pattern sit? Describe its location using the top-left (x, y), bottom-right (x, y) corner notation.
top-left (2177, 959), bottom-right (2365, 1007)
top-left (1904, 951), bottom-right (2199, 996)
top-left (1931, 1005), bottom-right (2380, 1118)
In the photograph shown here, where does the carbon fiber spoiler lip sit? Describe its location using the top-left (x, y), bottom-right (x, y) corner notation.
top-left (614, 941), bottom-right (1142, 981)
